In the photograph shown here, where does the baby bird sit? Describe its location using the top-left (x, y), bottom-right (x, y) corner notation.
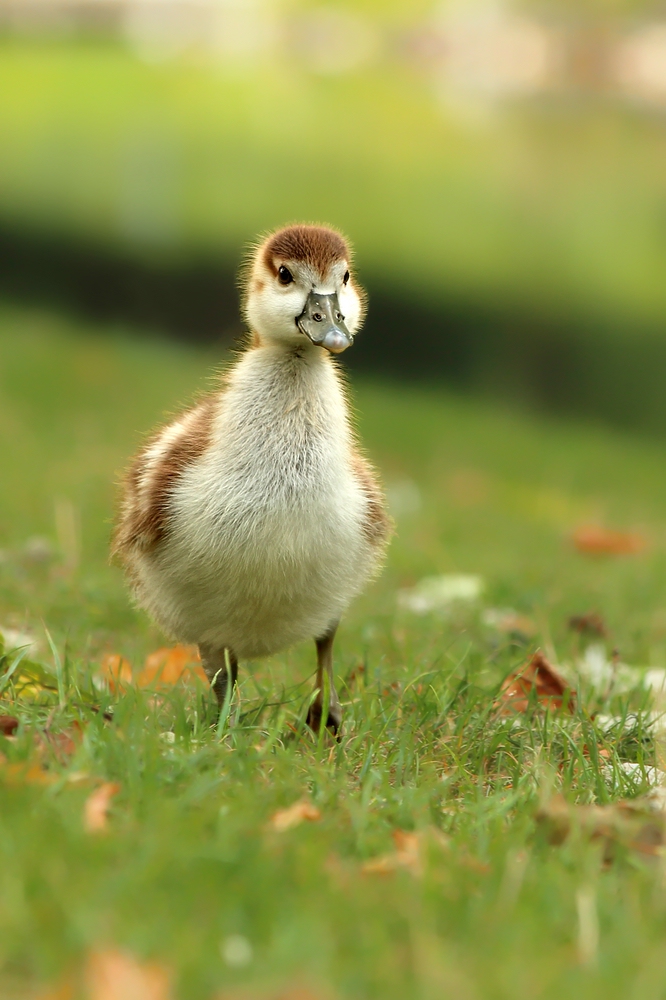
top-left (112, 224), bottom-right (391, 734)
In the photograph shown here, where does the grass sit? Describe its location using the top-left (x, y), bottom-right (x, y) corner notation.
top-left (3, 305), bottom-right (666, 997)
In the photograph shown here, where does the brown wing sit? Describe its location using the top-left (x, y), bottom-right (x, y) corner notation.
top-left (350, 449), bottom-right (393, 549)
top-left (111, 397), bottom-right (216, 561)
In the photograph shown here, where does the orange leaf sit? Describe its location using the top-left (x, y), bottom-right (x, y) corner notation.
top-left (36, 722), bottom-right (83, 764)
top-left (86, 949), bottom-right (171, 1000)
top-left (0, 715), bottom-right (19, 736)
top-left (270, 801), bottom-right (322, 832)
top-left (362, 829), bottom-right (422, 876)
top-left (568, 612), bottom-right (607, 637)
top-left (84, 782), bottom-right (121, 833)
top-left (1, 759), bottom-right (55, 786)
top-left (495, 650), bottom-right (575, 715)
top-left (135, 646), bottom-right (207, 688)
top-left (100, 654), bottom-right (133, 693)
top-left (572, 525), bottom-right (645, 556)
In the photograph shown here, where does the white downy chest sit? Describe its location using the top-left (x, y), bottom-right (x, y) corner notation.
top-left (144, 349), bottom-right (372, 656)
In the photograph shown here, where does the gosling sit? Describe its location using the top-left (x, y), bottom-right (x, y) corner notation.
top-left (112, 224), bottom-right (392, 733)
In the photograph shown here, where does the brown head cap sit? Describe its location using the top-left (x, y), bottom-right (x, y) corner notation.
top-left (261, 224), bottom-right (350, 279)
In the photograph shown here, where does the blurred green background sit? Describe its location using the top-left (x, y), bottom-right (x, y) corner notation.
top-left (2, 0), bottom-right (666, 430)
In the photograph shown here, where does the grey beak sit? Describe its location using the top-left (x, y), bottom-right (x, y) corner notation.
top-left (296, 291), bottom-right (353, 354)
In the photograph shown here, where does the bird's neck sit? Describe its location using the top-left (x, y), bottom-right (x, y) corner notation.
top-left (225, 338), bottom-right (348, 427)
top-left (249, 334), bottom-right (327, 365)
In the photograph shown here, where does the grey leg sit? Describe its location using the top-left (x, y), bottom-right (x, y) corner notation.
top-left (306, 623), bottom-right (342, 736)
top-left (198, 644), bottom-right (238, 719)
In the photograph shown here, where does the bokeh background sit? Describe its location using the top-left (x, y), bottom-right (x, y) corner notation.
top-left (2, 0), bottom-right (666, 430)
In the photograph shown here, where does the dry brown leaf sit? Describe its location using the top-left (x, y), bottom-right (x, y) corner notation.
top-left (345, 663), bottom-right (365, 686)
top-left (135, 646), bottom-right (207, 688)
top-left (100, 654), bottom-right (133, 693)
top-left (36, 723), bottom-right (83, 764)
top-left (0, 715), bottom-right (19, 736)
top-left (495, 650), bottom-right (575, 715)
top-left (537, 794), bottom-right (666, 859)
top-left (572, 525), bottom-right (645, 556)
top-left (84, 782), bottom-right (121, 833)
top-left (269, 801), bottom-right (321, 832)
top-left (86, 949), bottom-right (171, 1000)
top-left (568, 612), bottom-right (607, 637)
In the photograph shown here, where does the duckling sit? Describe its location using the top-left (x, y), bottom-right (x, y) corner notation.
top-left (112, 224), bottom-right (392, 734)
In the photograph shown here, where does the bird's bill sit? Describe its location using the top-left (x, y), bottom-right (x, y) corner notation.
top-left (296, 291), bottom-right (354, 354)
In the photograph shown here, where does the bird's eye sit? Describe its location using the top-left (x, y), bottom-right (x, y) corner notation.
top-left (278, 265), bottom-right (293, 285)
top-left (343, 270), bottom-right (350, 284)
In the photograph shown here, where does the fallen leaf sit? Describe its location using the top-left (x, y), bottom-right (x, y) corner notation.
top-left (269, 801), bottom-right (321, 832)
top-left (495, 650), bottom-right (575, 715)
top-left (100, 654), bottom-right (133, 693)
top-left (135, 646), bottom-right (207, 688)
top-left (583, 744), bottom-right (611, 760)
top-left (345, 663), bottom-right (365, 686)
top-left (84, 782), bottom-right (121, 833)
top-left (537, 794), bottom-right (666, 858)
top-left (568, 612), bottom-right (607, 637)
top-left (363, 830), bottom-right (422, 876)
top-left (0, 715), bottom-right (19, 736)
top-left (1, 758), bottom-right (55, 786)
top-left (36, 722), bottom-right (83, 764)
top-left (86, 949), bottom-right (171, 1000)
top-left (572, 526), bottom-right (645, 556)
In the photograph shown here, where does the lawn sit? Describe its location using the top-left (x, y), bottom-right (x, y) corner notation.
top-left (3, 305), bottom-right (666, 998)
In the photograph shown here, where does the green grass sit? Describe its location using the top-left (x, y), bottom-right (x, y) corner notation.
top-left (3, 305), bottom-right (666, 998)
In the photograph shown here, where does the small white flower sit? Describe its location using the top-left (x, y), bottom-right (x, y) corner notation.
top-left (644, 669), bottom-right (666, 696)
top-left (602, 761), bottom-right (666, 787)
top-left (576, 645), bottom-right (653, 695)
top-left (397, 574), bottom-right (484, 615)
top-left (221, 934), bottom-right (253, 968)
top-left (578, 644), bottom-right (612, 686)
top-left (0, 625), bottom-right (38, 655)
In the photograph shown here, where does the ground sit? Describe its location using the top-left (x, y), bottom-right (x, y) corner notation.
top-left (2, 305), bottom-right (666, 999)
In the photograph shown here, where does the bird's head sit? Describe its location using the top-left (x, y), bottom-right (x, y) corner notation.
top-left (242, 224), bottom-right (366, 354)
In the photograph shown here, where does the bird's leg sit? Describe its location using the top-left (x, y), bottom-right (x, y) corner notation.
top-left (198, 643), bottom-right (238, 723)
top-left (306, 623), bottom-right (342, 736)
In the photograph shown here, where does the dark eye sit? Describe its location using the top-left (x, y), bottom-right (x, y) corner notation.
top-left (278, 265), bottom-right (293, 285)
top-left (343, 270), bottom-right (350, 284)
